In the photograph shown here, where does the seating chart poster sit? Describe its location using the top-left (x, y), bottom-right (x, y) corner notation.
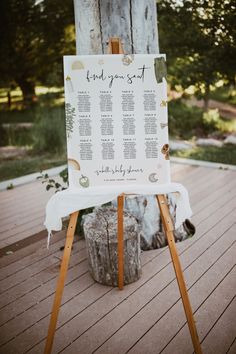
top-left (64, 54), bottom-right (170, 189)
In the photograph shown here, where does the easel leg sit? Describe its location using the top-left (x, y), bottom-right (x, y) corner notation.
top-left (117, 195), bottom-right (124, 290)
top-left (156, 195), bottom-right (202, 354)
top-left (44, 211), bottom-right (79, 354)
top-left (108, 38), bottom-right (124, 290)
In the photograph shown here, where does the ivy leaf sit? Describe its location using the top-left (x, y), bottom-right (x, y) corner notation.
top-left (46, 184), bottom-right (53, 191)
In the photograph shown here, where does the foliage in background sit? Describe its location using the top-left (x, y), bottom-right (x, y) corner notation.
top-left (168, 99), bottom-right (203, 139)
top-left (209, 85), bottom-right (236, 106)
top-left (0, 0), bottom-right (75, 103)
top-left (0, 105), bottom-right (38, 124)
top-left (157, 0), bottom-right (236, 106)
top-left (0, 125), bottom-right (33, 147)
top-left (168, 99), bottom-right (235, 139)
top-left (32, 106), bottom-right (66, 153)
top-left (0, 89), bottom-right (66, 147)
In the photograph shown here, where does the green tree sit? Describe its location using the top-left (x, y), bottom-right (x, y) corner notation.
top-left (35, 0), bottom-right (75, 88)
top-left (0, 0), bottom-right (75, 103)
top-left (157, 0), bottom-right (236, 108)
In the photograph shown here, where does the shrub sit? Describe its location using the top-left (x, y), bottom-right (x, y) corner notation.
top-left (168, 99), bottom-right (234, 139)
top-left (0, 125), bottom-right (8, 146)
top-left (0, 124), bottom-right (33, 146)
top-left (33, 107), bottom-right (66, 153)
top-left (0, 106), bottom-right (39, 124)
top-left (202, 109), bottom-right (220, 131)
top-left (168, 99), bottom-right (204, 139)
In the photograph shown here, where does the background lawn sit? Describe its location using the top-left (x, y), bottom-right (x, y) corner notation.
top-left (0, 154), bottom-right (66, 182)
top-left (172, 145), bottom-right (236, 165)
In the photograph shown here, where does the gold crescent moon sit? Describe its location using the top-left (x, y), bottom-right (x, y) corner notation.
top-left (149, 173), bottom-right (158, 183)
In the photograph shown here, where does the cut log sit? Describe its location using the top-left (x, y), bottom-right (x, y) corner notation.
top-left (83, 206), bottom-right (141, 286)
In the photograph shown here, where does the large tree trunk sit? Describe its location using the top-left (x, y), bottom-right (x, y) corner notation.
top-left (72, 0), bottom-right (160, 248)
top-left (73, 0), bottom-right (159, 55)
top-left (203, 82), bottom-right (210, 111)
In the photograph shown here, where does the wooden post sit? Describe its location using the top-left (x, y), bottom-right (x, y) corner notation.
top-left (44, 211), bottom-right (79, 354)
top-left (107, 37), bottom-right (124, 54)
top-left (73, 0), bottom-right (159, 55)
top-left (117, 195), bottom-right (124, 290)
top-left (156, 195), bottom-right (202, 354)
top-left (107, 37), bottom-right (125, 290)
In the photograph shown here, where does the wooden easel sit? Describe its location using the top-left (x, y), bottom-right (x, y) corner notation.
top-left (44, 38), bottom-right (202, 354)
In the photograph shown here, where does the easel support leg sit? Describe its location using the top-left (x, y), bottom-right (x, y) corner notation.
top-left (44, 211), bottom-right (79, 354)
top-left (156, 195), bottom-right (202, 354)
top-left (117, 195), bottom-right (124, 290)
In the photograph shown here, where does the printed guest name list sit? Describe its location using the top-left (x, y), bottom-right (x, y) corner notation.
top-left (64, 54), bottom-right (170, 189)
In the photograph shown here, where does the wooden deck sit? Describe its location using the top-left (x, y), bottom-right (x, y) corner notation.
top-left (0, 162), bottom-right (235, 354)
top-left (0, 178), bottom-right (54, 250)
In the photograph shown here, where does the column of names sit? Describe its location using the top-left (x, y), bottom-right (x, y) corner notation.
top-left (99, 91), bottom-right (114, 160)
top-left (78, 91), bottom-right (92, 160)
top-left (122, 90), bottom-right (136, 159)
top-left (143, 90), bottom-right (158, 159)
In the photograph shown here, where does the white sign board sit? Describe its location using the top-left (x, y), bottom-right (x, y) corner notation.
top-left (63, 54), bottom-right (170, 189)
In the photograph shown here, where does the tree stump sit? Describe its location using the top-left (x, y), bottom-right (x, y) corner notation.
top-left (83, 206), bottom-right (141, 286)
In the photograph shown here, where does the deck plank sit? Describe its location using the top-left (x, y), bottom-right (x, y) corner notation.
top-left (0, 243), bottom-right (86, 309)
top-left (156, 263), bottom-right (236, 354)
top-left (125, 226), bottom-right (236, 354)
top-left (201, 295), bottom-right (236, 354)
top-left (54, 224), bottom-right (236, 354)
top-left (16, 207), bottom-right (236, 353)
top-left (0, 232), bottom-right (66, 280)
top-left (227, 338), bottom-right (236, 354)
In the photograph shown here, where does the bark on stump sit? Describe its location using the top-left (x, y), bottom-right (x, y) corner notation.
top-left (83, 206), bottom-right (142, 286)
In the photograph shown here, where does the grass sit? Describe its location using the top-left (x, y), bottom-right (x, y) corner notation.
top-left (32, 106), bottom-right (66, 154)
top-left (0, 86), bottom-right (64, 125)
top-left (0, 103), bottom-right (65, 124)
top-left (0, 153), bottom-right (66, 182)
top-left (0, 106), bottom-right (66, 151)
top-left (171, 145), bottom-right (236, 165)
top-left (0, 87), bottom-right (67, 181)
top-left (0, 106), bottom-right (40, 124)
top-left (0, 125), bottom-right (33, 146)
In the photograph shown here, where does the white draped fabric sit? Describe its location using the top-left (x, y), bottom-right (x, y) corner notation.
top-left (45, 182), bottom-right (192, 247)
